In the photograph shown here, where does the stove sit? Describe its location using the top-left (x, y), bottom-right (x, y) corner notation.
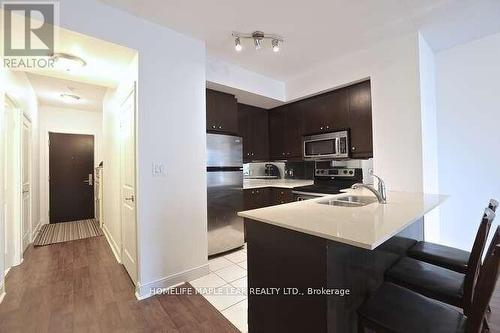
top-left (292, 167), bottom-right (363, 201)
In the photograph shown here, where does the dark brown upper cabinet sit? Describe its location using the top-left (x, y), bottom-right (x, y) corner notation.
top-left (301, 89), bottom-right (349, 135)
top-left (348, 81), bottom-right (373, 158)
top-left (206, 89), bottom-right (238, 134)
top-left (238, 103), bottom-right (269, 162)
top-left (269, 105), bottom-right (303, 160)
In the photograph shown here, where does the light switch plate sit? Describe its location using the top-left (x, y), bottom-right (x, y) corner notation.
top-left (152, 163), bottom-right (166, 177)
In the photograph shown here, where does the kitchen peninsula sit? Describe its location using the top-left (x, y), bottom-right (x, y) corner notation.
top-left (238, 189), bottom-right (446, 332)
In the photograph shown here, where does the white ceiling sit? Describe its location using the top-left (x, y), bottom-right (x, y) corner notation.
top-left (27, 73), bottom-right (107, 112)
top-left (101, 0), bottom-right (500, 82)
top-left (27, 25), bottom-right (137, 88)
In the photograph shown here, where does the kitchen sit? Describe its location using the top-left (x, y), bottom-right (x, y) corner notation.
top-left (202, 70), bottom-right (498, 332)
top-left (206, 79), bottom-right (373, 256)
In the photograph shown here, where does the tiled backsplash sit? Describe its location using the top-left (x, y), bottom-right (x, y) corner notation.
top-left (244, 159), bottom-right (373, 182)
top-left (243, 162), bottom-right (285, 178)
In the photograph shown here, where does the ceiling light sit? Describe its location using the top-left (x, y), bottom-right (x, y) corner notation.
top-left (60, 93), bottom-right (81, 103)
top-left (232, 31), bottom-right (284, 53)
top-left (51, 53), bottom-right (87, 72)
top-left (252, 31), bottom-right (264, 50)
top-left (235, 37), bottom-right (242, 52)
top-left (272, 39), bottom-right (280, 52)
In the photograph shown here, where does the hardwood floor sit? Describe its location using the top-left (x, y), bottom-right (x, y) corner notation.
top-left (0, 236), bottom-right (238, 333)
top-left (0, 235), bottom-right (499, 332)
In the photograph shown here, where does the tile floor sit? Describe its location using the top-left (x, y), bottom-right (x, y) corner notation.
top-left (190, 246), bottom-right (249, 332)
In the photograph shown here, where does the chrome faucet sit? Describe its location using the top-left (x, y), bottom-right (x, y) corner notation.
top-left (351, 170), bottom-right (387, 204)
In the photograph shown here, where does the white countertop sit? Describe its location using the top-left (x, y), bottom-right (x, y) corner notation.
top-left (243, 178), bottom-right (314, 189)
top-left (238, 188), bottom-right (447, 250)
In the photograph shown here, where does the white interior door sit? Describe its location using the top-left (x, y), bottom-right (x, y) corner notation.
top-left (3, 96), bottom-right (22, 268)
top-left (21, 115), bottom-right (32, 253)
top-left (120, 86), bottom-right (137, 283)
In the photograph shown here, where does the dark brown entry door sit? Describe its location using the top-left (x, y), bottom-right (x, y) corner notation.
top-left (49, 133), bottom-right (94, 223)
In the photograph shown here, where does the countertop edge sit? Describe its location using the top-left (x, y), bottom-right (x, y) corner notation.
top-left (238, 211), bottom-right (374, 250)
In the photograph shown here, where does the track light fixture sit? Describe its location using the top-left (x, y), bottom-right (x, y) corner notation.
top-left (232, 31), bottom-right (284, 53)
top-left (235, 36), bottom-right (242, 52)
top-left (272, 39), bottom-right (280, 52)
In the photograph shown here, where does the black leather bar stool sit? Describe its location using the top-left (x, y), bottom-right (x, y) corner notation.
top-left (357, 243), bottom-right (500, 333)
top-left (407, 199), bottom-right (498, 273)
top-left (384, 208), bottom-right (496, 316)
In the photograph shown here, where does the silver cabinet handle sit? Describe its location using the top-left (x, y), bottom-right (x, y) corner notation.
top-left (125, 195), bottom-right (135, 202)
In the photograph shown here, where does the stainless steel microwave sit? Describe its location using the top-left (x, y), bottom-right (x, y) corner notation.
top-left (303, 130), bottom-right (350, 160)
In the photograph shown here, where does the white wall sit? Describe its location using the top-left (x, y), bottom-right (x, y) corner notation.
top-left (418, 34), bottom-right (440, 242)
top-left (206, 55), bottom-right (286, 102)
top-left (58, 0), bottom-right (208, 297)
top-left (286, 33), bottom-right (424, 193)
top-left (436, 32), bottom-right (500, 250)
top-left (38, 106), bottom-right (103, 226)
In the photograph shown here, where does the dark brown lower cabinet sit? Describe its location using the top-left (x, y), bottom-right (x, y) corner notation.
top-left (244, 187), bottom-right (294, 210)
top-left (243, 187), bottom-right (294, 241)
top-left (244, 188), bottom-right (271, 210)
top-left (271, 188), bottom-right (294, 205)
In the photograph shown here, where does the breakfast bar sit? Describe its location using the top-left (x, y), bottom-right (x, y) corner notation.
top-left (238, 189), bottom-right (446, 333)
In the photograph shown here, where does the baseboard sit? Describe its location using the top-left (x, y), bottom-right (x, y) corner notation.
top-left (0, 282), bottom-right (5, 304)
top-left (102, 224), bottom-right (121, 263)
top-left (135, 263), bottom-right (210, 300)
top-left (32, 220), bottom-right (42, 240)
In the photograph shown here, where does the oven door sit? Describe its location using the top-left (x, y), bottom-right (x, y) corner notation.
top-left (303, 134), bottom-right (338, 160)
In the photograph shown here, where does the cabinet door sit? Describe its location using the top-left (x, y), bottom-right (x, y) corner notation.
top-left (323, 89), bottom-right (349, 131)
top-left (284, 104), bottom-right (303, 159)
top-left (238, 104), bottom-right (269, 162)
top-left (302, 89), bottom-right (349, 135)
top-left (348, 81), bottom-right (373, 158)
top-left (238, 104), bottom-right (253, 162)
top-left (244, 188), bottom-right (271, 209)
top-left (251, 107), bottom-right (269, 161)
top-left (269, 107), bottom-right (286, 160)
top-left (206, 89), bottom-right (238, 134)
top-left (301, 97), bottom-right (325, 135)
top-left (206, 89), bottom-right (218, 132)
top-left (216, 92), bottom-right (238, 134)
top-left (272, 188), bottom-right (294, 205)
top-left (244, 189), bottom-right (256, 210)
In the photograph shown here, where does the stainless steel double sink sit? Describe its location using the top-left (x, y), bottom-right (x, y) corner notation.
top-left (317, 195), bottom-right (378, 207)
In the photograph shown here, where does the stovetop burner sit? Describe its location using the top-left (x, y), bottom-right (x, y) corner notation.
top-left (293, 167), bottom-right (364, 195)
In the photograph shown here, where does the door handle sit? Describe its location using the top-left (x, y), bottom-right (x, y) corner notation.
top-left (83, 174), bottom-right (93, 186)
top-left (125, 195), bottom-right (135, 202)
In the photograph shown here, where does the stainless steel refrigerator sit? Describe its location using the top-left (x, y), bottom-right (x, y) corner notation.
top-left (207, 133), bottom-right (244, 256)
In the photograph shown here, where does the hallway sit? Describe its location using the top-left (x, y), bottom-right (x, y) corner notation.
top-left (0, 237), bottom-right (237, 332)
